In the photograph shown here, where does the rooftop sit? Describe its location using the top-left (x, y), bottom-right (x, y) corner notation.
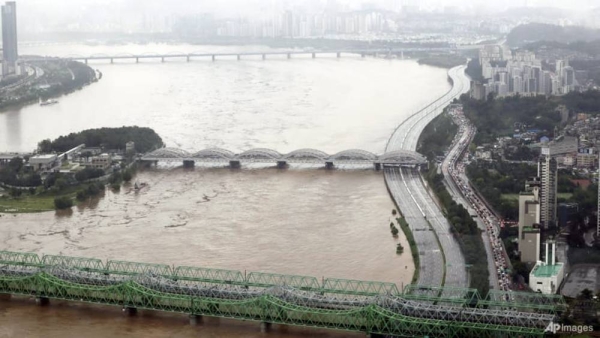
top-left (532, 263), bottom-right (563, 278)
top-left (30, 154), bottom-right (57, 160)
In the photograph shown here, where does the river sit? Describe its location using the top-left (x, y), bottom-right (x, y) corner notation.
top-left (0, 43), bottom-right (451, 337)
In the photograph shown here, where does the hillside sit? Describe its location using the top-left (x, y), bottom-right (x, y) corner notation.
top-left (507, 23), bottom-right (600, 47)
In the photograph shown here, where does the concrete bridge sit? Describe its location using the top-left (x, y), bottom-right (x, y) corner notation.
top-left (24, 48), bottom-right (449, 64)
top-left (139, 147), bottom-right (428, 170)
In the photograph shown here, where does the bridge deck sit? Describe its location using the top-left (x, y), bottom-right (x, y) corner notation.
top-left (139, 148), bottom-right (428, 167)
top-left (0, 250), bottom-right (561, 337)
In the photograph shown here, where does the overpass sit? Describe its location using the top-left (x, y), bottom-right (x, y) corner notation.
top-left (139, 147), bottom-right (428, 170)
top-left (24, 48), bottom-right (450, 64)
top-left (0, 250), bottom-right (565, 337)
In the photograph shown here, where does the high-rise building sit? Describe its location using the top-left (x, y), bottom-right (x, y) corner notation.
top-left (518, 178), bottom-right (541, 263)
top-left (1, 1), bottom-right (18, 75)
top-left (598, 156), bottom-right (600, 237)
top-left (539, 149), bottom-right (558, 228)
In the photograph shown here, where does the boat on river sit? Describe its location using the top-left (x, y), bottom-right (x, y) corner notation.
top-left (39, 98), bottom-right (58, 106)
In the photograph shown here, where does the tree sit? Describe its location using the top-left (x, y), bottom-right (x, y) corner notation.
top-left (122, 170), bottom-right (132, 182)
top-left (37, 139), bottom-right (52, 153)
top-left (7, 157), bottom-right (23, 172)
top-left (54, 178), bottom-right (67, 191)
top-left (396, 243), bottom-right (404, 255)
top-left (9, 188), bottom-right (22, 198)
top-left (54, 196), bottom-right (73, 210)
top-left (579, 288), bottom-right (594, 300)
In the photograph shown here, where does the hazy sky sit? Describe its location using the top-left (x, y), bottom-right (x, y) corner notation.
top-left (11, 0), bottom-right (599, 34)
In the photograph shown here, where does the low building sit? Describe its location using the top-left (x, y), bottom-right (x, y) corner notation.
top-left (548, 136), bottom-right (578, 156)
top-left (576, 152), bottom-right (598, 168)
top-left (81, 147), bottom-right (102, 156)
top-left (86, 154), bottom-right (112, 170)
top-left (475, 147), bottom-right (492, 160)
top-left (529, 242), bottom-right (565, 294)
top-left (28, 154), bottom-right (58, 172)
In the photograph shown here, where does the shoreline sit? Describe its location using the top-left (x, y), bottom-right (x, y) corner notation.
top-left (0, 60), bottom-right (98, 113)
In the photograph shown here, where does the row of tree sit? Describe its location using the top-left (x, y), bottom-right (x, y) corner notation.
top-left (417, 113), bottom-right (458, 161)
top-left (426, 165), bottom-right (490, 296)
top-left (38, 126), bottom-right (164, 154)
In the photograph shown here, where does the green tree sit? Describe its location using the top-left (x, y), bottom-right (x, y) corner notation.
top-left (54, 196), bottom-right (73, 210)
top-left (9, 188), bottom-right (22, 198)
top-left (122, 170), bottom-right (132, 182)
top-left (54, 178), bottom-right (67, 191)
top-left (37, 139), bottom-right (52, 153)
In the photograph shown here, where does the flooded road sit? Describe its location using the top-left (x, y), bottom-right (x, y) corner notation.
top-left (0, 43), bottom-right (450, 337)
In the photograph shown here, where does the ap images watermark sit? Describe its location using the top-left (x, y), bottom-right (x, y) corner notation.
top-left (545, 322), bottom-right (594, 334)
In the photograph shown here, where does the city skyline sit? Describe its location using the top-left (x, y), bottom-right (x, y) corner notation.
top-left (9, 0), bottom-right (600, 36)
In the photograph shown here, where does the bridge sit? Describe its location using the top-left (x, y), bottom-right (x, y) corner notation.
top-left (23, 48), bottom-right (449, 64)
top-left (139, 148), bottom-right (428, 170)
top-left (0, 250), bottom-right (565, 337)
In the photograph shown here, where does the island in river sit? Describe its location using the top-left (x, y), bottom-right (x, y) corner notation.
top-left (0, 126), bottom-right (163, 213)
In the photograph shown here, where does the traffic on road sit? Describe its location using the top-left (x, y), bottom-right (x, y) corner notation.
top-left (445, 105), bottom-right (512, 292)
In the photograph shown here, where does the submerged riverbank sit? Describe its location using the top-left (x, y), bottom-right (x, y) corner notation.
top-left (0, 60), bottom-right (98, 111)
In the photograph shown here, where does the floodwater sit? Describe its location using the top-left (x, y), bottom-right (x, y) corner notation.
top-left (0, 43), bottom-right (450, 337)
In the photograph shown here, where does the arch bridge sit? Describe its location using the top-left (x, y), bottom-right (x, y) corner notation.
top-left (140, 147), bottom-right (428, 170)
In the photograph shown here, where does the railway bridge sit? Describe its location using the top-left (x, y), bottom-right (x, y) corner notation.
top-left (0, 251), bottom-right (565, 337)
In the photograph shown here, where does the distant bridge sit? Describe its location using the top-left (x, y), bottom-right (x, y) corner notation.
top-left (139, 147), bottom-right (428, 170)
top-left (24, 48), bottom-right (449, 64)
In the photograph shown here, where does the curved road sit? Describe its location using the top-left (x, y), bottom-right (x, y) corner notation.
top-left (442, 108), bottom-right (500, 291)
top-left (385, 65), bottom-right (470, 290)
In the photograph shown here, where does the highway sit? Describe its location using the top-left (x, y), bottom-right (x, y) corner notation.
top-left (384, 65), bottom-right (470, 291)
top-left (442, 107), bottom-right (499, 291)
top-left (443, 106), bottom-right (514, 292)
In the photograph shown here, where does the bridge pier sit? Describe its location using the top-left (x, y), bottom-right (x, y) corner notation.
top-left (374, 163), bottom-right (381, 171)
top-left (135, 57), bottom-right (139, 63)
top-left (189, 314), bottom-right (202, 325)
top-left (186, 56), bottom-right (190, 62)
top-left (212, 55), bottom-right (216, 61)
top-left (277, 161), bottom-right (288, 169)
top-left (229, 160), bottom-right (241, 169)
top-left (337, 52), bottom-right (341, 58)
top-left (35, 297), bottom-right (50, 306)
top-left (110, 58), bottom-right (114, 64)
top-left (312, 53), bottom-right (316, 59)
top-left (260, 322), bottom-right (272, 333)
top-left (123, 306), bottom-right (137, 315)
top-left (183, 160), bottom-right (195, 168)
top-left (325, 161), bottom-right (334, 170)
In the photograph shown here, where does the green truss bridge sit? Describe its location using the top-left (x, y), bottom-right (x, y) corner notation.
top-left (0, 251), bottom-right (566, 337)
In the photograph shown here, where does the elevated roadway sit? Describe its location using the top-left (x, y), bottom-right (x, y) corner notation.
top-left (384, 65), bottom-right (471, 291)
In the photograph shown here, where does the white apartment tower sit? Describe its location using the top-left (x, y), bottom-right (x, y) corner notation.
top-left (539, 149), bottom-right (558, 228)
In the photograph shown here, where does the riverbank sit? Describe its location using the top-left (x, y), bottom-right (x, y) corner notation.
top-left (0, 60), bottom-right (97, 111)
